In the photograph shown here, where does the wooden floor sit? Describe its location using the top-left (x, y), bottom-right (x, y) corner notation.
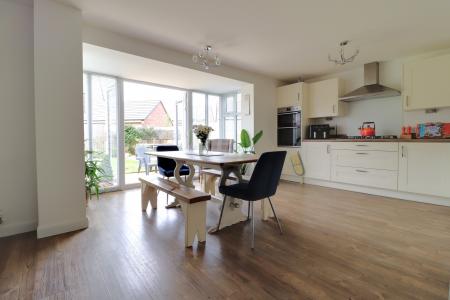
top-left (1, 182), bottom-right (450, 299)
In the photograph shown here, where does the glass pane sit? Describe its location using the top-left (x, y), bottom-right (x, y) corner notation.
top-left (207, 95), bottom-right (220, 139)
top-left (236, 93), bottom-right (242, 114)
top-left (83, 73), bottom-right (89, 150)
top-left (226, 95), bottom-right (235, 113)
top-left (225, 117), bottom-right (235, 141)
top-left (176, 99), bottom-right (186, 150)
top-left (237, 117), bottom-right (242, 147)
top-left (123, 81), bottom-right (185, 184)
top-left (192, 92), bottom-right (206, 150)
top-left (90, 75), bottom-right (119, 188)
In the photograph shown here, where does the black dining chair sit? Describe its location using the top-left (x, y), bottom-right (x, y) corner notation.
top-left (156, 145), bottom-right (190, 204)
top-left (218, 151), bottom-right (287, 249)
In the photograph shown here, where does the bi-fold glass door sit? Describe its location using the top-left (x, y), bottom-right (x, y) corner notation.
top-left (83, 73), bottom-right (120, 190)
top-left (84, 73), bottom-right (189, 189)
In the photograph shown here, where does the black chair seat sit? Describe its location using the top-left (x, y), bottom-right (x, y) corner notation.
top-left (218, 180), bottom-right (256, 200)
top-left (158, 165), bottom-right (190, 177)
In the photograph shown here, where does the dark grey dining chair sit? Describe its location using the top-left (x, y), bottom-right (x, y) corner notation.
top-left (218, 151), bottom-right (287, 249)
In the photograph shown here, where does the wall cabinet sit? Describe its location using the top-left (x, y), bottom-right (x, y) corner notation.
top-left (276, 82), bottom-right (303, 108)
top-left (307, 78), bottom-right (345, 118)
top-left (398, 143), bottom-right (450, 198)
top-left (303, 142), bottom-right (333, 181)
top-left (403, 52), bottom-right (450, 110)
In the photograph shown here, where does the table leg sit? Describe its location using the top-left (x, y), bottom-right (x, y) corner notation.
top-left (166, 159), bottom-right (196, 209)
top-left (208, 165), bottom-right (247, 233)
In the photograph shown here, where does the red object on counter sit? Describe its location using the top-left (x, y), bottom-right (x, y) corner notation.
top-left (359, 122), bottom-right (376, 137)
top-left (443, 123), bottom-right (450, 138)
top-left (407, 126), bottom-right (412, 134)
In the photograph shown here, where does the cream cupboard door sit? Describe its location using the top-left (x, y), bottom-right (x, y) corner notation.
top-left (307, 78), bottom-right (341, 118)
top-left (403, 53), bottom-right (450, 110)
top-left (276, 82), bottom-right (301, 108)
top-left (398, 143), bottom-right (450, 198)
top-left (303, 142), bottom-right (332, 180)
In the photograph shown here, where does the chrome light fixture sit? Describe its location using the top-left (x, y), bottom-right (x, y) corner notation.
top-left (192, 45), bottom-right (221, 70)
top-left (328, 40), bottom-right (359, 65)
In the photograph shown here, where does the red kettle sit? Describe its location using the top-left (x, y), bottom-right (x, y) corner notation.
top-left (359, 122), bottom-right (376, 137)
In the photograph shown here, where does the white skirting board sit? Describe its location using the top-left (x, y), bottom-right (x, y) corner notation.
top-left (0, 220), bottom-right (37, 238)
top-left (292, 177), bottom-right (450, 207)
top-left (37, 217), bottom-right (89, 239)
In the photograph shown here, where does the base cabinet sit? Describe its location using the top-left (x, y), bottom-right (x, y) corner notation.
top-left (398, 143), bottom-right (450, 198)
top-left (303, 142), bottom-right (333, 181)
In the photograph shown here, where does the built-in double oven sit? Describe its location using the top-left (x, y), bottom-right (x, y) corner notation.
top-left (277, 106), bottom-right (301, 147)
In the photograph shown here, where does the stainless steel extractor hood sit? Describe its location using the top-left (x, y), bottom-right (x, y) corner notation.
top-left (339, 62), bottom-right (401, 102)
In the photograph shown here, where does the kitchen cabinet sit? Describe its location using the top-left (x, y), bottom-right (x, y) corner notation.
top-left (330, 142), bottom-right (398, 190)
top-left (398, 143), bottom-right (450, 198)
top-left (276, 82), bottom-right (303, 108)
top-left (403, 52), bottom-right (450, 110)
top-left (307, 78), bottom-right (345, 118)
top-left (303, 142), bottom-right (333, 180)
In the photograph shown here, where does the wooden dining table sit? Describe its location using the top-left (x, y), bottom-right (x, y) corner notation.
top-left (145, 150), bottom-right (274, 232)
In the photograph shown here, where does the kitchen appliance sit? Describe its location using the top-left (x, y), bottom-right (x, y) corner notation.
top-left (308, 124), bottom-right (337, 139)
top-left (277, 106), bottom-right (301, 147)
top-left (339, 62), bottom-right (401, 102)
top-left (359, 122), bottom-right (376, 137)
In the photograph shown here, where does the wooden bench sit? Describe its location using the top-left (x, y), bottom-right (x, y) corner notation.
top-left (139, 176), bottom-right (211, 247)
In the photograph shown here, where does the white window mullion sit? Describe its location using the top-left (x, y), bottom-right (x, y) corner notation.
top-left (87, 73), bottom-right (93, 153)
top-left (116, 77), bottom-right (125, 190)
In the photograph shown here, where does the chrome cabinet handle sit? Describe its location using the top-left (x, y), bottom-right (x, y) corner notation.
top-left (355, 144), bottom-right (368, 147)
top-left (355, 152), bottom-right (368, 155)
top-left (401, 145), bottom-right (406, 158)
top-left (405, 95), bottom-right (409, 107)
top-left (355, 169), bottom-right (368, 173)
top-left (326, 144), bottom-right (330, 154)
top-left (332, 104), bottom-right (335, 113)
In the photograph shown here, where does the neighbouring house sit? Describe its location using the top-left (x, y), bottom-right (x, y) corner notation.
top-left (124, 100), bottom-right (173, 127)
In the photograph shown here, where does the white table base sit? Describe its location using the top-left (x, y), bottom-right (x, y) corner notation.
top-left (169, 159), bottom-right (272, 232)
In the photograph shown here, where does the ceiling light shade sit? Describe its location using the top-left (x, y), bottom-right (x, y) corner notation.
top-left (192, 45), bottom-right (221, 70)
top-left (328, 40), bottom-right (359, 65)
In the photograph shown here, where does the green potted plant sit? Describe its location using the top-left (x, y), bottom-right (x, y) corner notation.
top-left (239, 129), bottom-right (263, 174)
top-left (85, 151), bottom-right (108, 203)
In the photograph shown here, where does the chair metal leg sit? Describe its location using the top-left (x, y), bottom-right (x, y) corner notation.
top-left (217, 196), bottom-right (227, 231)
top-left (247, 201), bottom-right (251, 220)
top-left (268, 197), bottom-right (283, 234)
top-left (251, 201), bottom-right (255, 249)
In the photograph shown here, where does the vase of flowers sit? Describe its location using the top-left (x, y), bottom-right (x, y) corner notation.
top-left (193, 125), bottom-right (214, 154)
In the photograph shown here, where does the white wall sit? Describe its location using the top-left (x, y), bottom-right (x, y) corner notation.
top-left (82, 26), bottom-right (280, 153)
top-left (307, 52), bottom-right (450, 136)
top-left (34, 0), bottom-right (88, 238)
top-left (0, 0), bottom-right (37, 237)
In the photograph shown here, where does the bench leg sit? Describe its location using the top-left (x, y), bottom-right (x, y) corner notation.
top-left (180, 201), bottom-right (207, 247)
top-left (141, 183), bottom-right (158, 211)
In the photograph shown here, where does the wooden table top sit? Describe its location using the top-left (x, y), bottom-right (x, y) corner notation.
top-left (145, 151), bottom-right (258, 166)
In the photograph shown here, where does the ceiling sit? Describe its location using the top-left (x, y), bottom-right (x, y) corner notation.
top-left (83, 44), bottom-right (247, 94)
top-left (62, 0), bottom-right (450, 81)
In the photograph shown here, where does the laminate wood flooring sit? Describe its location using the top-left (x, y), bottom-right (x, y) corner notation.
top-left (1, 182), bottom-right (450, 299)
